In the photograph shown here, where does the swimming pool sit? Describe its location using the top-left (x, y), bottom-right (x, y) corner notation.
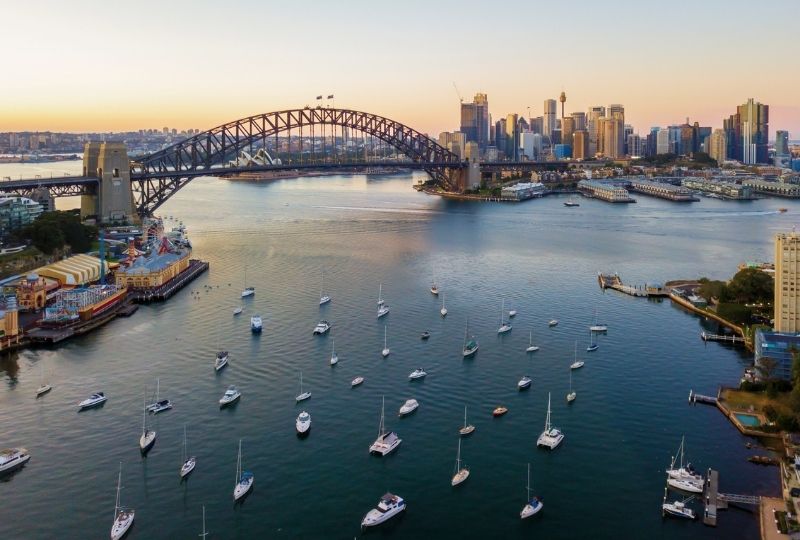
top-left (734, 412), bottom-right (762, 427)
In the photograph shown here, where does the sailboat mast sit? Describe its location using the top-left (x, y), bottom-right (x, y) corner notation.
top-left (463, 406), bottom-right (467, 428)
top-left (142, 390), bottom-right (146, 435)
top-left (236, 439), bottom-right (242, 484)
top-left (200, 505), bottom-right (207, 539)
top-left (379, 396), bottom-right (385, 437)
top-left (115, 462), bottom-right (122, 518)
top-left (526, 463), bottom-right (531, 500)
top-left (320, 268), bottom-right (324, 298)
top-left (544, 393), bottom-right (551, 431)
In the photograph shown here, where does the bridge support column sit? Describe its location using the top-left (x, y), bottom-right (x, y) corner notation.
top-left (81, 142), bottom-right (138, 224)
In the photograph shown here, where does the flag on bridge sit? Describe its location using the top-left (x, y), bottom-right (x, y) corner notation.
top-left (316, 95), bottom-right (322, 100)
top-left (327, 95), bottom-right (334, 99)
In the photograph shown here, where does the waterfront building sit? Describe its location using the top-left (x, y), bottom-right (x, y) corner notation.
top-left (460, 93), bottom-right (489, 149)
top-left (16, 274), bottom-right (56, 311)
top-left (776, 130), bottom-right (790, 156)
top-left (0, 197), bottom-right (42, 234)
top-left (775, 231), bottom-right (800, 333)
top-left (572, 130), bottom-right (588, 160)
top-left (501, 182), bottom-right (546, 201)
top-left (0, 296), bottom-right (21, 351)
top-left (41, 285), bottom-right (126, 325)
top-left (709, 129), bottom-right (727, 164)
top-left (543, 99), bottom-right (557, 140)
top-left (755, 330), bottom-right (800, 381)
top-left (681, 178), bottom-right (754, 199)
top-left (742, 179), bottom-right (800, 198)
top-left (626, 178), bottom-right (697, 201)
top-left (115, 237), bottom-right (191, 289)
top-left (35, 254), bottom-right (107, 287)
top-left (724, 98), bottom-right (769, 164)
top-left (577, 180), bottom-right (635, 202)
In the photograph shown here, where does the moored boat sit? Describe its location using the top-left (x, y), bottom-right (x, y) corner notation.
top-left (492, 406), bottom-right (508, 417)
top-left (361, 492), bottom-right (406, 528)
top-left (78, 391), bottom-right (107, 410)
top-left (536, 393), bottom-right (564, 450)
top-left (399, 399), bottom-right (419, 416)
top-left (219, 385), bottom-right (241, 407)
top-left (0, 447), bottom-right (30, 475)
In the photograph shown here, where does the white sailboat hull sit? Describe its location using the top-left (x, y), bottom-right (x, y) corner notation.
top-left (234, 477), bottom-right (254, 500)
top-left (520, 500), bottom-right (543, 519)
top-left (451, 468), bottom-right (469, 486)
top-left (180, 457), bottom-right (196, 478)
top-left (110, 510), bottom-right (135, 540)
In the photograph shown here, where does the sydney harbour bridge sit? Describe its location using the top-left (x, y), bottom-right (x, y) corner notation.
top-left (0, 107), bottom-right (568, 220)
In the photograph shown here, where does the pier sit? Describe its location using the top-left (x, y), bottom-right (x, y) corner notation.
top-left (26, 300), bottom-right (136, 345)
top-left (701, 332), bottom-right (745, 344)
top-left (688, 389), bottom-right (719, 405)
top-left (597, 272), bottom-right (668, 297)
top-left (130, 259), bottom-right (209, 303)
top-left (703, 469), bottom-right (761, 527)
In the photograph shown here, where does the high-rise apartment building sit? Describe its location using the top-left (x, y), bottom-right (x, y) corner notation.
top-left (561, 117), bottom-right (575, 150)
top-left (600, 116), bottom-right (624, 158)
top-left (587, 106), bottom-right (606, 156)
top-left (505, 114), bottom-right (519, 161)
top-left (571, 112), bottom-right (586, 131)
top-left (460, 93), bottom-right (490, 150)
top-left (656, 129), bottom-right (671, 155)
top-left (724, 98), bottom-right (769, 164)
top-left (572, 130), bottom-right (588, 160)
top-left (775, 232), bottom-right (800, 333)
top-left (495, 119), bottom-right (507, 157)
top-left (708, 129), bottom-right (727, 164)
top-left (543, 100), bottom-right (557, 140)
top-left (776, 130), bottom-right (790, 156)
top-left (627, 133), bottom-right (642, 157)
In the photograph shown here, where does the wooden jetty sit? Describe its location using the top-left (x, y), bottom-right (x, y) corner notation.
top-left (597, 272), bottom-right (668, 297)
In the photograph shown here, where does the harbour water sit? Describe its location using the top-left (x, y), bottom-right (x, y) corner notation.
top-left (0, 165), bottom-right (793, 539)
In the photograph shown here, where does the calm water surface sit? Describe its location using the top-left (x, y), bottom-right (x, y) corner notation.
top-left (0, 163), bottom-right (793, 539)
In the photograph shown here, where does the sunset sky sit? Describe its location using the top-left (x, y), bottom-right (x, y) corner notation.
top-left (3, 0), bottom-right (797, 138)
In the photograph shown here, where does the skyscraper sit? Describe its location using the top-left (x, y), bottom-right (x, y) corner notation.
top-left (572, 130), bottom-right (588, 160)
top-left (724, 98), bottom-right (769, 164)
top-left (708, 129), bottom-right (727, 165)
top-left (600, 116), bottom-right (624, 159)
top-left (495, 118), bottom-right (507, 158)
top-left (543, 99), bottom-right (557, 140)
top-left (587, 106), bottom-right (606, 156)
top-left (776, 130), bottom-right (790, 156)
top-left (571, 112), bottom-right (587, 131)
top-left (460, 93), bottom-right (490, 150)
top-left (561, 116), bottom-right (575, 151)
top-left (656, 129), bottom-right (670, 155)
top-left (775, 232), bottom-right (800, 333)
top-left (505, 114), bottom-right (519, 161)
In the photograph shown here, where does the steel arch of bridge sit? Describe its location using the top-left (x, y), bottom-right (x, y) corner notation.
top-left (130, 108), bottom-right (464, 216)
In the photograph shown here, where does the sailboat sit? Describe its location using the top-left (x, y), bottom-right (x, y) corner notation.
top-left (233, 439), bottom-right (254, 501)
top-left (377, 283), bottom-right (384, 306)
top-left (587, 329), bottom-right (598, 352)
top-left (589, 309), bottom-right (607, 332)
top-left (381, 325), bottom-right (390, 357)
top-left (567, 365), bottom-right (576, 402)
top-left (233, 305), bottom-right (243, 316)
top-left (330, 340), bottom-right (338, 366)
top-left (139, 389), bottom-right (156, 454)
top-left (463, 319), bottom-right (479, 357)
top-left (459, 406), bottom-right (475, 436)
top-left (451, 438), bottom-right (469, 487)
top-left (570, 341), bottom-right (584, 369)
top-left (319, 268), bottom-right (331, 306)
top-left (666, 436), bottom-right (704, 492)
top-left (241, 266), bottom-right (255, 298)
top-left (296, 372), bottom-right (311, 402)
top-left (661, 487), bottom-right (696, 519)
top-left (110, 462), bottom-right (135, 540)
top-left (35, 361), bottom-right (52, 397)
top-left (146, 378), bottom-right (172, 414)
top-left (377, 283), bottom-right (390, 318)
top-left (430, 272), bottom-right (439, 296)
top-left (199, 505), bottom-right (208, 539)
top-left (369, 396), bottom-right (401, 456)
top-left (520, 463), bottom-right (544, 519)
top-left (536, 392), bottom-right (564, 450)
top-left (440, 291), bottom-right (448, 317)
top-left (497, 299), bottom-right (511, 334)
top-left (180, 425), bottom-right (196, 478)
top-left (526, 331), bottom-right (540, 353)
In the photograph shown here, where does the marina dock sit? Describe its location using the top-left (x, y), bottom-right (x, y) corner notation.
top-left (701, 332), bottom-right (745, 344)
top-left (688, 389), bottom-right (719, 405)
top-left (702, 469), bottom-right (761, 527)
top-left (130, 259), bottom-right (209, 303)
top-left (597, 273), bottom-right (668, 297)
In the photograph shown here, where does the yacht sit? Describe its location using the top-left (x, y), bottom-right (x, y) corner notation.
top-left (526, 331), bottom-right (540, 352)
top-left (352, 376), bottom-right (365, 387)
top-left (662, 488), bottom-right (696, 519)
top-left (233, 306), bottom-right (243, 316)
top-left (667, 476), bottom-right (704, 493)
top-left (250, 315), bottom-right (263, 333)
top-left (520, 463), bottom-right (544, 519)
top-left (463, 320), bottom-right (479, 357)
top-left (139, 390), bottom-right (157, 454)
top-left (330, 340), bottom-right (338, 366)
top-left (149, 399), bottom-right (173, 414)
top-left (548, 319), bottom-right (559, 327)
top-left (180, 425), bottom-right (196, 479)
top-left (241, 287), bottom-right (255, 298)
top-left (590, 310), bottom-right (607, 332)
top-left (409, 368), bottom-right (427, 380)
top-left (36, 362), bottom-right (51, 397)
top-left (537, 393), bottom-right (564, 450)
top-left (370, 397), bottom-right (402, 455)
top-left (518, 376), bottom-right (532, 390)
top-left (459, 406), bottom-right (475, 436)
top-left (381, 325), bottom-right (390, 357)
top-left (493, 406), bottom-right (508, 417)
top-left (377, 303), bottom-right (390, 318)
top-left (666, 436), bottom-right (704, 484)
top-left (296, 411), bottom-right (311, 436)
top-left (564, 199), bottom-right (580, 207)
top-left (233, 439), bottom-right (254, 501)
top-left (296, 372), bottom-right (311, 402)
top-left (420, 331), bottom-right (431, 340)
top-left (110, 463), bottom-right (135, 540)
top-left (497, 299), bottom-right (512, 334)
top-left (570, 341), bottom-right (584, 369)
top-left (399, 399), bottom-right (419, 416)
top-left (587, 329), bottom-right (599, 352)
top-left (440, 292), bottom-right (448, 317)
top-left (313, 320), bottom-right (331, 335)
top-left (219, 385), bottom-right (242, 407)
top-left (361, 493), bottom-right (406, 528)
top-left (78, 391), bottom-right (107, 410)
top-left (319, 268), bottom-right (331, 305)
top-left (215, 350), bottom-right (229, 371)
top-left (451, 438), bottom-right (469, 487)
top-left (0, 448), bottom-right (30, 474)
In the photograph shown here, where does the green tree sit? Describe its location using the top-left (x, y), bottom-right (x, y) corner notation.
top-left (28, 221), bottom-right (64, 254)
top-left (698, 278), bottom-right (728, 301)
top-left (726, 268), bottom-right (774, 304)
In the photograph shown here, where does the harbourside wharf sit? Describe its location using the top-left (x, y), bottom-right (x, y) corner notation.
top-left (577, 179), bottom-right (636, 203)
top-left (625, 178), bottom-right (699, 202)
top-left (688, 389), bottom-right (719, 405)
top-left (27, 300), bottom-right (137, 345)
top-left (597, 272), bottom-right (668, 297)
top-left (701, 331), bottom-right (745, 344)
top-left (130, 259), bottom-right (209, 303)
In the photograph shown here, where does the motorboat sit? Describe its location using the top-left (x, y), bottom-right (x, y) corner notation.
top-left (430, 281), bottom-right (439, 296)
top-left (36, 362), bottom-right (51, 397)
top-left (459, 406), bottom-right (475, 436)
top-left (508, 309), bottom-right (517, 318)
top-left (451, 438), bottom-right (469, 487)
top-left (662, 488), bottom-right (696, 519)
top-left (399, 399), bottom-right (419, 416)
top-left (78, 391), bottom-right (107, 410)
top-left (408, 368), bottom-right (427, 380)
top-left (520, 463), bottom-right (543, 519)
top-left (296, 411), bottom-right (311, 436)
top-left (219, 385), bottom-right (242, 407)
top-left (0, 448), bottom-right (30, 474)
top-left (319, 268), bottom-right (331, 305)
top-left (330, 340), bottom-right (338, 366)
top-left (233, 440), bottom-right (254, 501)
top-left (667, 476), bottom-right (703, 494)
top-left (370, 397), bottom-right (402, 455)
top-left (313, 320), bottom-right (331, 335)
top-left (296, 372), bottom-right (311, 402)
top-left (440, 292), bottom-right (447, 317)
top-left (351, 376), bottom-right (364, 387)
top-left (381, 325), bottom-right (390, 357)
top-left (518, 376), bottom-right (532, 390)
top-left (492, 406), bottom-right (508, 417)
top-left (420, 331), bottom-right (431, 340)
top-left (548, 319), bottom-right (559, 327)
top-left (779, 208), bottom-right (788, 213)
top-left (250, 315), bottom-right (263, 333)
top-left (537, 393), bottom-right (564, 450)
top-left (149, 399), bottom-right (173, 414)
top-left (564, 199), bottom-right (580, 207)
top-left (110, 463), bottom-right (134, 540)
top-left (463, 320), bottom-right (479, 357)
top-left (215, 351), bottom-right (228, 371)
top-left (180, 425), bottom-right (196, 479)
top-left (241, 287), bottom-right (255, 298)
top-left (497, 300), bottom-right (512, 334)
top-left (361, 492), bottom-right (406, 528)
top-left (233, 306), bottom-right (243, 315)
top-left (526, 331), bottom-right (539, 352)
top-left (139, 390), bottom-right (157, 454)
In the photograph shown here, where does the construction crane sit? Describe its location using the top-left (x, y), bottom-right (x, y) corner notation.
top-left (452, 82), bottom-right (463, 103)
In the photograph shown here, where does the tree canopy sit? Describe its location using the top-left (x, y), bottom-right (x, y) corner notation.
top-left (22, 211), bottom-right (97, 255)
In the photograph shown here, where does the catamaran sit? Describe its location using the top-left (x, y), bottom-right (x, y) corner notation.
top-left (536, 393), bottom-right (564, 450)
top-left (296, 372), bottom-right (311, 402)
top-left (381, 325), bottom-right (390, 357)
top-left (361, 493), bottom-right (406, 528)
top-left (520, 463), bottom-right (543, 519)
top-left (497, 299), bottom-right (512, 334)
top-left (451, 438), bottom-right (469, 487)
top-left (330, 340), bottom-right (338, 366)
top-left (526, 331), bottom-right (540, 352)
top-left (590, 309), bottom-right (607, 332)
top-left (440, 291), bottom-right (448, 317)
top-left (233, 439), bottom-right (254, 501)
top-left (570, 341), bottom-right (585, 369)
top-left (459, 405), bottom-right (475, 436)
top-left (369, 397), bottom-right (401, 456)
top-left (139, 389), bottom-right (156, 454)
top-left (180, 425), bottom-right (196, 478)
top-left (35, 361), bottom-right (51, 397)
top-left (319, 268), bottom-right (331, 305)
top-left (463, 319), bottom-right (479, 357)
top-left (110, 463), bottom-right (135, 540)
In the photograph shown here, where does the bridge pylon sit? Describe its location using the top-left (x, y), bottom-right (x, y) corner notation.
top-left (81, 142), bottom-right (138, 224)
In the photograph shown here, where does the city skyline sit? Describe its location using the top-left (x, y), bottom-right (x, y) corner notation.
top-left (2, 0), bottom-right (798, 136)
